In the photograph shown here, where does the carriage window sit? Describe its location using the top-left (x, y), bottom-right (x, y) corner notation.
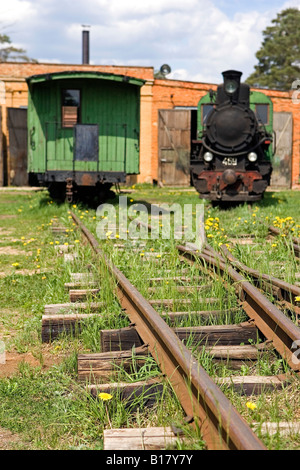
top-left (202, 104), bottom-right (214, 125)
top-left (61, 89), bottom-right (81, 127)
top-left (255, 104), bottom-right (269, 125)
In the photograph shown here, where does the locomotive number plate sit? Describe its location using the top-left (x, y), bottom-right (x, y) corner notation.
top-left (222, 157), bottom-right (237, 166)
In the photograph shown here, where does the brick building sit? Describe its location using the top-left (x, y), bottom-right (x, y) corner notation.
top-left (0, 62), bottom-right (299, 189)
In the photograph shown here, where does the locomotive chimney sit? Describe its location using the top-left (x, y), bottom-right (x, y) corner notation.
top-left (82, 26), bottom-right (90, 64)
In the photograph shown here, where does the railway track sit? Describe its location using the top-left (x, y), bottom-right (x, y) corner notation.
top-left (42, 211), bottom-right (300, 451)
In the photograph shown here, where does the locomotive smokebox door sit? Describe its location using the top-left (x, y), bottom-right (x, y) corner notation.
top-left (74, 124), bottom-right (99, 161)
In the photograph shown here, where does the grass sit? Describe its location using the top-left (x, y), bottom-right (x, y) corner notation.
top-left (0, 185), bottom-right (299, 449)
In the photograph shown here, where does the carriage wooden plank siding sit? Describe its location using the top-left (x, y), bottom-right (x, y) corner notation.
top-left (26, 71), bottom-right (144, 186)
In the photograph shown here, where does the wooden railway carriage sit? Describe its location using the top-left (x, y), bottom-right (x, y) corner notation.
top-left (26, 71), bottom-right (144, 201)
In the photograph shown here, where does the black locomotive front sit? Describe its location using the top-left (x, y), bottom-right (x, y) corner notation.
top-left (190, 70), bottom-right (273, 202)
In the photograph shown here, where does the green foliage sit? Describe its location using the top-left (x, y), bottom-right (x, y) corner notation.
top-left (0, 33), bottom-right (37, 63)
top-left (246, 8), bottom-right (300, 90)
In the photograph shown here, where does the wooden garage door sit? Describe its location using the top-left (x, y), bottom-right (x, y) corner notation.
top-left (158, 109), bottom-right (191, 186)
top-left (271, 112), bottom-right (292, 188)
top-left (7, 108), bottom-right (28, 186)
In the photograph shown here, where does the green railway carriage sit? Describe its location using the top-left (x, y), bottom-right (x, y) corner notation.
top-left (26, 71), bottom-right (144, 200)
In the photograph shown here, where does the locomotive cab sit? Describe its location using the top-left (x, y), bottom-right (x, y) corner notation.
top-left (191, 70), bottom-right (273, 202)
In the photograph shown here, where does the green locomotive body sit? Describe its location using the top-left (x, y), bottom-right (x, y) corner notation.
top-left (26, 71), bottom-right (144, 200)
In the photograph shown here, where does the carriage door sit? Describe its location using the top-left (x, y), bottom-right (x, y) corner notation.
top-left (158, 109), bottom-right (191, 186)
top-left (271, 112), bottom-right (292, 188)
top-left (74, 124), bottom-right (99, 163)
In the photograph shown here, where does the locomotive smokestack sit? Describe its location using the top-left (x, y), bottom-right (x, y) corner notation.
top-left (82, 26), bottom-right (90, 64)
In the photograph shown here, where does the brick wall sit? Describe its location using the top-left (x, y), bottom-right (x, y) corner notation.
top-left (0, 62), bottom-right (154, 81)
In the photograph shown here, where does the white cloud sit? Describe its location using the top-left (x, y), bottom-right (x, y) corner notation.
top-left (0, 0), bottom-right (298, 83)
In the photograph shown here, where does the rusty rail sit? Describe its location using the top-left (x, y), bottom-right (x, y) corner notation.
top-left (71, 212), bottom-right (267, 451)
top-left (218, 244), bottom-right (300, 315)
top-left (177, 244), bottom-right (300, 374)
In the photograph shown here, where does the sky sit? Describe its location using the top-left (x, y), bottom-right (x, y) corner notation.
top-left (1, 0), bottom-right (299, 84)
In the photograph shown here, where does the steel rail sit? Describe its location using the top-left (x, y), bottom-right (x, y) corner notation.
top-left (71, 212), bottom-right (267, 451)
top-left (218, 244), bottom-right (300, 313)
top-left (177, 244), bottom-right (300, 373)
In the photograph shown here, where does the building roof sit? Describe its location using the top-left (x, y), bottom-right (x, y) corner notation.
top-left (26, 70), bottom-right (145, 87)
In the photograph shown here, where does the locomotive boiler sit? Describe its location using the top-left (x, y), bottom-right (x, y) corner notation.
top-left (190, 70), bottom-right (274, 202)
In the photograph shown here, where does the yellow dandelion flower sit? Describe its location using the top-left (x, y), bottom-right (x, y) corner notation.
top-left (42, 276), bottom-right (46, 280)
top-left (140, 253), bottom-right (144, 257)
top-left (12, 262), bottom-right (20, 267)
top-left (246, 402), bottom-right (257, 411)
top-left (74, 240), bottom-right (80, 243)
top-left (49, 241), bottom-right (54, 245)
top-left (98, 392), bottom-right (113, 401)
top-left (156, 254), bottom-right (161, 258)
top-left (295, 296), bottom-right (300, 302)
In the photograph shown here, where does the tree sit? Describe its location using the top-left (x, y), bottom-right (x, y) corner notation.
top-left (0, 34), bottom-right (37, 63)
top-left (246, 8), bottom-right (300, 90)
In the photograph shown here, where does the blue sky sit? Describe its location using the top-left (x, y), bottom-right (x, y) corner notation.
top-left (1, 0), bottom-right (299, 84)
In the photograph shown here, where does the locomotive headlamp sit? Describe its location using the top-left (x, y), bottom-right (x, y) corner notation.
top-left (222, 70), bottom-right (242, 97)
top-left (224, 80), bottom-right (238, 95)
top-left (248, 152), bottom-right (257, 162)
top-left (204, 151), bottom-right (213, 162)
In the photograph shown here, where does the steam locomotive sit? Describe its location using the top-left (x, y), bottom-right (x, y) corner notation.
top-left (190, 70), bottom-right (274, 202)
